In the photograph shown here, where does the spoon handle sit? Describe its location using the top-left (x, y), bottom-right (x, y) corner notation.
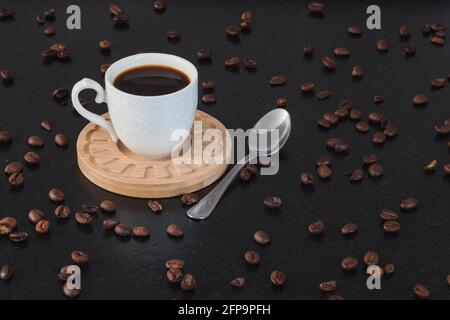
top-left (187, 154), bottom-right (253, 220)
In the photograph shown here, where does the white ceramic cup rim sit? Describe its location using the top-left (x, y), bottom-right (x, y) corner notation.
top-left (104, 53), bottom-right (198, 99)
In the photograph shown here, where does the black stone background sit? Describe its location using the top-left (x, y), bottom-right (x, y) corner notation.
top-left (0, 0), bottom-right (450, 300)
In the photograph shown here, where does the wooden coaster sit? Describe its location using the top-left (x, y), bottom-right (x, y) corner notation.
top-left (77, 111), bottom-right (230, 198)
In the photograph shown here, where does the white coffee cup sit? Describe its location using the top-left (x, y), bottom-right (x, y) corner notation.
top-left (71, 53), bottom-right (198, 157)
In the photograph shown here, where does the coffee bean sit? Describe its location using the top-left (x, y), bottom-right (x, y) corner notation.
top-left (423, 23), bottom-right (431, 34)
top-left (165, 259), bottom-right (184, 269)
top-left (35, 219), bottom-right (50, 234)
top-left (363, 251), bottom-right (379, 265)
top-left (431, 36), bottom-right (445, 45)
top-left (372, 132), bottom-right (386, 145)
top-left (0, 69), bottom-right (12, 81)
top-left (4, 162), bottom-right (23, 175)
top-left (323, 112), bottom-right (338, 124)
top-left (334, 140), bottom-right (350, 153)
top-left (180, 273), bottom-right (196, 290)
top-left (0, 223), bottom-right (12, 235)
top-left (55, 205), bottom-right (70, 219)
top-left (304, 44), bottom-right (314, 55)
top-left (224, 56), bottom-right (240, 67)
top-left (166, 224), bottom-right (183, 237)
top-left (58, 265), bottom-right (74, 281)
top-left (225, 25), bottom-right (240, 37)
top-left (253, 230), bottom-right (270, 245)
top-left (383, 220), bottom-right (400, 233)
top-left (276, 97), bottom-right (287, 107)
top-left (444, 163), bottom-right (450, 175)
top-left (241, 11), bottom-right (252, 22)
top-left (23, 151), bottom-right (40, 164)
top-left (435, 123), bottom-right (450, 135)
top-left (44, 26), bottom-right (55, 36)
top-left (244, 250), bottom-right (260, 264)
top-left (167, 268), bottom-right (183, 283)
top-left (196, 48), bottom-right (210, 60)
top-left (435, 31), bottom-right (446, 37)
top-left (109, 4), bottom-right (123, 15)
top-left (230, 277), bottom-right (246, 288)
top-left (81, 204), bottom-right (97, 214)
top-left (153, 0), bottom-right (166, 11)
top-left (319, 280), bottom-right (337, 292)
top-left (201, 94), bottom-right (216, 104)
top-left (56, 48), bottom-right (71, 59)
top-left (368, 112), bottom-right (383, 123)
top-left (100, 64), bottom-right (110, 75)
top-left (240, 167), bottom-right (252, 181)
top-left (263, 196), bottom-right (282, 208)
top-left (148, 200), bottom-right (162, 213)
top-left (50, 43), bottom-right (66, 52)
top-left (8, 172), bottom-right (24, 187)
top-left (0, 217), bottom-right (17, 229)
top-left (318, 118), bottom-right (331, 129)
top-left (0, 7), bottom-right (13, 19)
top-left (380, 209), bottom-right (399, 221)
top-left (99, 39), bottom-right (111, 50)
top-left (400, 197), bottom-right (418, 210)
top-left (334, 47), bottom-right (350, 57)
top-left (103, 218), bottom-right (120, 230)
top-left (300, 172), bottom-right (314, 186)
top-left (335, 107), bottom-right (349, 118)
top-left (350, 169), bottom-right (364, 182)
top-left (404, 43), bottom-right (416, 55)
top-left (352, 65), bottom-right (363, 78)
top-left (269, 270), bottom-right (286, 286)
top-left (132, 226), bottom-right (150, 237)
top-left (399, 25), bottom-right (410, 37)
top-left (63, 283), bottom-right (80, 298)
top-left (317, 165), bottom-right (332, 179)
top-left (0, 130), bottom-right (12, 143)
top-left (341, 257), bottom-right (358, 271)
top-left (240, 20), bottom-right (252, 29)
top-left (326, 137), bottom-right (340, 148)
top-left (322, 56), bottom-right (336, 69)
top-left (368, 163), bottom-right (383, 178)
top-left (43, 8), bottom-right (56, 19)
top-left (373, 95), bottom-right (384, 104)
top-left (0, 265), bottom-right (12, 280)
top-left (41, 119), bottom-right (52, 131)
top-left (27, 135), bottom-right (44, 147)
top-left (53, 88), bottom-right (69, 105)
top-left (71, 250), bottom-right (89, 264)
top-left (413, 284), bottom-right (430, 299)
top-left (308, 219), bottom-right (325, 235)
top-left (41, 48), bottom-right (57, 59)
top-left (181, 193), bottom-right (198, 206)
top-left (114, 223), bottom-right (131, 236)
top-left (431, 78), bottom-right (445, 88)
top-left (308, 2), bottom-right (324, 13)
top-left (317, 90), bottom-right (330, 100)
top-left (376, 39), bottom-right (389, 51)
top-left (424, 159), bottom-right (438, 172)
top-left (99, 200), bottom-right (116, 213)
top-left (49, 188), bottom-right (64, 202)
top-left (268, 75), bottom-right (286, 86)
top-left (9, 232), bottom-right (28, 242)
top-left (362, 154), bottom-right (378, 165)
top-left (75, 212), bottom-right (93, 225)
top-left (430, 22), bottom-right (446, 32)
top-left (413, 94), bottom-right (428, 105)
top-left (384, 264), bottom-right (395, 276)
top-left (300, 82), bottom-right (315, 93)
top-left (384, 126), bottom-right (398, 138)
top-left (28, 209), bottom-right (44, 224)
top-left (201, 81), bottom-right (214, 90)
top-left (341, 223), bottom-right (358, 235)
top-left (113, 13), bottom-right (129, 24)
top-left (316, 156), bottom-right (332, 167)
top-left (347, 25), bottom-right (362, 35)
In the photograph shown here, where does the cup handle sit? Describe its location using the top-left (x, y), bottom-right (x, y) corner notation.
top-left (71, 78), bottom-right (119, 142)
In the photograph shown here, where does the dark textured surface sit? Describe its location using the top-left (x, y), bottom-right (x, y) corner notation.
top-left (1, 0), bottom-right (450, 300)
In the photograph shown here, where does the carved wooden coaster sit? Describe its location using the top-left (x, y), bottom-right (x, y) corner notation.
top-left (77, 111), bottom-right (230, 198)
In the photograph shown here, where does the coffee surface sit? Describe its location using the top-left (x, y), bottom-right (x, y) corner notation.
top-left (113, 65), bottom-right (190, 96)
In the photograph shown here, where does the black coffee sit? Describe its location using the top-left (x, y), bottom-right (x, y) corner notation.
top-left (113, 65), bottom-right (190, 96)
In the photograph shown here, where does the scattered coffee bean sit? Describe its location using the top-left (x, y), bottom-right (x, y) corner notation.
top-left (316, 157), bottom-right (332, 167)
top-left (225, 25), bottom-right (240, 37)
top-left (28, 209), bottom-right (44, 224)
top-left (9, 232), bottom-right (28, 242)
top-left (253, 230), bottom-right (270, 245)
top-left (71, 250), bottom-right (89, 264)
top-left (300, 172), bottom-right (314, 186)
top-left (341, 223), bottom-right (358, 235)
top-left (109, 4), bottom-right (123, 15)
top-left (322, 56), bottom-right (336, 69)
top-left (244, 250), bottom-right (260, 264)
top-left (201, 81), bottom-right (214, 90)
top-left (240, 167), bottom-right (252, 181)
top-left (376, 39), bottom-right (388, 51)
top-left (268, 75), bottom-right (286, 86)
top-left (348, 109), bottom-right (361, 121)
top-left (82, 204), bottom-right (98, 214)
top-left (0, 69), bottom-right (12, 82)
top-left (0, 130), bottom-right (12, 143)
top-left (8, 172), bottom-right (24, 187)
top-left (153, 0), bottom-right (166, 11)
top-left (317, 165), bottom-right (332, 179)
top-left (413, 283), bottom-right (430, 299)
top-left (55, 205), bottom-right (70, 219)
top-left (167, 224), bottom-right (183, 237)
top-left (63, 283), bottom-right (80, 298)
top-left (201, 94), bottom-right (216, 104)
top-left (27, 135), bottom-right (44, 147)
top-left (148, 200), bottom-right (162, 213)
top-left (132, 226), bottom-right (150, 237)
top-left (318, 118), bottom-right (331, 129)
top-left (444, 163), bottom-right (450, 175)
top-left (300, 82), bottom-right (315, 93)
top-left (350, 169), bottom-right (364, 182)
top-left (384, 126), bottom-right (398, 138)
top-left (373, 95), bottom-right (384, 103)
top-left (435, 123), bottom-right (450, 135)
top-left (368, 163), bottom-right (384, 178)
top-left (317, 90), bottom-right (330, 100)
top-left (384, 264), bottom-right (395, 276)
top-left (0, 7), bottom-right (14, 19)
top-left (4, 162), bottom-right (23, 175)
top-left (363, 251), bottom-right (379, 266)
top-left (181, 193), bottom-right (198, 206)
top-left (276, 97), bottom-right (287, 107)
top-left (431, 78), bottom-right (445, 88)
top-left (100, 64), bottom-right (110, 75)
top-left (431, 36), bottom-right (445, 45)
top-left (41, 119), bottom-right (52, 131)
top-left (114, 223), bottom-right (131, 236)
top-left (230, 277), bottom-right (246, 288)
top-left (49, 188), bottom-right (64, 202)
top-left (44, 26), bottom-right (55, 36)
top-left (35, 219), bottom-right (50, 234)
top-left (0, 265), bottom-right (12, 280)
top-left (113, 13), bottom-right (129, 24)
top-left (404, 43), bottom-right (416, 55)
top-left (53, 88), bottom-right (69, 105)
top-left (0, 224), bottom-right (11, 235)
top-left (24, 151), bottom-right (40, 164)
top-left (43, 8), bottom-right (56, 19)
top-left (424, 159), bottom-right (438, 172)
top-left (165, 259), bottom-right (185, 269)
top-left (372, 132), bottom-right (386, 145)
top-left (334, 107), bottom-right (349, 118)
top-left (0, 217), bottom-right (17, 229)
top-left (166, 31), bottom-right (181, 41)
top-left (308, 219), bottom-right (325, 235)
top-left (167, 268), bottom-right (183, 283)
top-left (413, 94), bottom-right (428, 105)
top-left (334, 139), bottom-right (350, 153)
top-left (362, 154), bottom-right (378, 165)
top-left (270, 270), bottom-right (286, 286)
top-left (399, 25), bottom-right (410, 37)
top-left (347, 25), bottom-right (362, 35)
top-left (341, 257), bottom-right (358, 271)
top-left (100, 200), bottom-right (116, 213)
top-left (380, 209), bottom-right (399, 221)
top-left (57, 266), bottom-right (73, 281)
top-left (334, 47), bottom-right (350, 57)
top-left (352, 65), bottom-right (363, 78)
top-left (400, 197), bottom-right (418, 210)
top-left (323, 112), bottom-right (338, 124)
top-left (75, 212), bottom-right (93, 225)
top-left (319, 280), bottom-right (337, 292)
top-left (224, 56), bottom-right (240, 67)
top-left (103, 218), bottom-right (120, 230)
top-left (99, 39), bottom-right (111, 50)
top-left (304, 44), bottom-right (314, 55)
top-left (308, 2), bottom-right (324, 13)
top-left (196, 48), bottom-right (210, 60)
top-left (180, 273), bottom-right (196, 290)
top-left (383, 220), bottom-right (400, 233)
top-left (430, 22), bottom-right (446, 32)
top-left (263, 196), bottom-right (282, 208)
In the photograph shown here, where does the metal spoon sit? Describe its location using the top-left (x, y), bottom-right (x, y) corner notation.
top-left (187, 109), bottom-right (291, 220)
